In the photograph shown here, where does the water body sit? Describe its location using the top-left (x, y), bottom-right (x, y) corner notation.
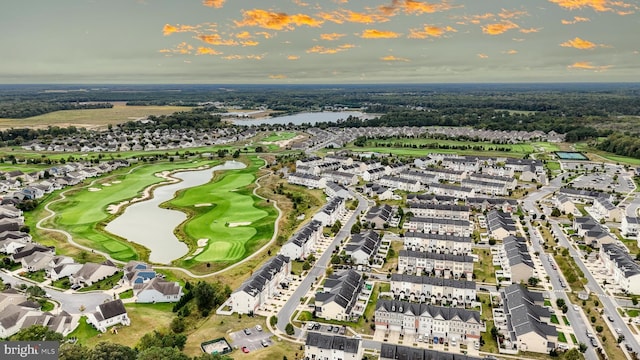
top-left (105, 160), bottom-right (247, 264)
top-left (230, 111), bottom-right (375, 126)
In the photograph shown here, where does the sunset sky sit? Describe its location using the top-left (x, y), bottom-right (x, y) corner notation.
top-left (1, 0), bottom-right (638, 83)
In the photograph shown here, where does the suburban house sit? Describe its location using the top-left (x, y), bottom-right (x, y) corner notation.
top-left (461, 179), bottom-right (509, 196)
top-left (573, 216), bottom-right (616, 247)
top-left (344, 231), bottom-right (383, 265)
top-left (397, 170), bottom-right (437, 186)
top-left (379, 344), bottom-right (481, 360)
top-left (231, 255), bottom-right (291, 315)
top-left (591, 196), bottom-right (623, 221)
top-left (362, 167), bottom-right (386, 182)
top-left (363, 204), bottom-right (395, 229)
top-left (554, 193), bottom-right (578, 216)
top-left (557, 187), bottom-right (604, 203)
top-left (499, 284), bottom-right (557, 354)
top-left (494, 236), bottom-right (535, 284)
top-left (402, 217), bottom-right (472, 237)
top-left (466, 197), bottom-right (518, 213)
top-left (324, 182), bottom-right (351, 200)
top-left (621, 216), bottom-right (639, 240)
top-left (398, 250), bottom-right (474, 279)
top-left (486, 210), bottom-right (517, 240)
top-left (11, 243), bottom-right (53, 263)
top-left (405, 203), bottom-right (470, 220)
top-left (428, 183), bottom-right (474, 200)
top-left (288, 172), bottom-right (327, 189)
top-left (406, 193), bottom-right (457, 205)
top-left (421, 168), bottom-right (467, 183)
top-left (0, 304), bottom-right (42, 338)
top-left (86, 299), bottom-right (130, 333)
top-left (280, 220), bottom-right (323, 260)
top-left (378, 176), bottom-right (422, 192)
top-left (135, 277), bottom-right (183, 303)
top-left (362, 183), bottom-right (394, 201)
top-left (305, 333), bottom-right (363, 360)
top-left (47, 262), bottom-right (83, 281)
top-left (600, 243), bottom-right (640, 294)
top-left (70, 261), bottom-right (119, 287)
top-left (321, 171), bottom-right (358, 186)
top-left (374, 300), bottom-right (485, 342)
top-left (402, 232), bottom-right (472, 256)
top-left (312, 197), bottom-right (347, 226)
top-left (315, 270), bottom-right (364, 321)
top-left (390, 274), bottom-right (477, 307)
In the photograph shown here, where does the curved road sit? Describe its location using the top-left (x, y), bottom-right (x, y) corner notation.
top-left (35, 157), bottom-right (283, 278)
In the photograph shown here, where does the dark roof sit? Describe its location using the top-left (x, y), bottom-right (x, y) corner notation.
top-left (315, 270), bottom-right (363, 313)
top-left (390, 273), bottom-right (476, 290)
top-left (98, 299), bottom-right (127, 320)
top-left (380, 343), bottom-right (482, 360)
top-left (305, 332), bottom-right (360, 354)
top-left (376, 300), bottom-right (482, 323)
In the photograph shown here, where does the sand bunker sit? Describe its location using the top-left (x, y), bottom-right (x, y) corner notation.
top-left (197, 238), bottom-right (208, 247)
top-left (112, 180), bottom-right (122, 184)
top-left (228, 222), bottom-right (251, 227)
top-left (194, 203), bottom-right (212, 207)
top-left (102, 183), bottom-right (111, 187)
top-left (88, 187), bottom-right (101, 192)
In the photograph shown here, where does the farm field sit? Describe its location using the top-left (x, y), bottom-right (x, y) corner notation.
top-left (0, 104), bottom-right (191, 129)
top-left (261, 131), bottom-right (297, 142)
top-left (45, 160), bottom-right (218, 262)
top-left (169, 156), bottom-right (277, 266)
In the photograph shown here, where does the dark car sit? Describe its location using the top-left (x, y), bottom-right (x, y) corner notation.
top-left (332, 326), bottom-right (339, 333)
top-left (591, 338), bottom-right (598, 347)
top-left (313, 323), bottom-right (321, 330)
top-left (327, 325), bottom-right (334, 332)
top-left (243, 328), bottom-right (252, 336)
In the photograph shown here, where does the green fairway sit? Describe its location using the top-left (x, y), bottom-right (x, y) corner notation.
top-left (167, 156), bottom-right (277, 263)
top-left (47, 160), bottom-right (219, 261)
top-left (262, 131), bottom-right (297, 142)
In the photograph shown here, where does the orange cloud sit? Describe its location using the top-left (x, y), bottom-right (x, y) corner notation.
top-left (159, 42), bottom-right (194, 55)
top-left (360, 29), bottom-right (401, 39)
top-left (196, 47), bottom-right (222, 55)
top-left (287, 55), bottom-right (300, 60)
top-left (318, 10), bottom-right (390, 24)
top-left (519, 27), bottom-right (541, 33)
top-left (381, 55), bottom-right (410, 62)
top-left (202, 0), bottom-right (225, 8)
top-left (503, 49), bottom-right (518, 54)
top-left (163, 24), bottom-right (201, 36)
top-left (455, 13), bottom-right (494, 25)
top-left (380, 0), bottom-right (457, 15)
top-left (560, 37), bottom-right (600, 49)
top-left (269, 74), bottom-right (288, 79)
top-left (498, 9), bottom-right (528, 19)
top-left (306, 44), bottom-right (355, 54)
top-left (196, 34), bottom-right (238, 46)
top-left (549, 0), bottom-right (635, 12)
top-left (568, 61), bottom-right (612, 71)
top-left (561, 16), bottom-right (590, 24)
top-left (255, 32), bottom-right (274, 39)
top-left (482, 21), bottom-right (519, 35)
top-left (235, 9), bottom-right (323, 30)
top-left (222, 54), bottom-right (265, 60)
top-left (235, 31), bottom-right (252, 39)
top-left (477, 53), bottom-right (489, 58)
top-left (292, 0), bottom-right (309, 6)
top-left (320, 33), bottom-right (346, 41)
top-left (241, 40), bottom-right (260, 46)
top-left (408, 25), bottom-right (456, 38)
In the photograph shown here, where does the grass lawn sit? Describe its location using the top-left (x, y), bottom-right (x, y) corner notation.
top-left (480, 320), bottom-right (498, 353)
top-left (544, 299), bottom-right (552, 307)
top-left (41, 301), bottom-right (55, 312)
top-left (67, 316), bottom-right (100, 344)
top-left (472, 248), bottom-right (496, 284)
top-left (557, 331), bottom-right (567, 343)
top-left (45, 159), bottom-right (218, 262)
top-left (78, 273), bottom-right (123, 292)
top-left (563, 316), bottom-right (570, 326)
top-left (0, 104), bottom-right (191, 129)
top-left (119, 289), bottom-right (134, 299)
top-left (570, 333), bottom-right (578, 344)
top-left (262, 132), bottom-right (297, 142)
top-left (545, 160), bottom-right (561, 172)
top-left (574, 143), bottom-right (640, 166)
top-left (22, 270), bottom-right (47, 283)
top-left (380, 240), bottom-right (403, 273)
top-left (51, 277), bottom-right (72, 290)
top-left (550, 315), bottom-right (559, 324)
top-left (627, 309), bottom-right (639, 317)
top-left (168, 156), bottom-right (277, 267)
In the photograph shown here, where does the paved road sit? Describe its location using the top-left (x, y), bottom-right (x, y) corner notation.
top-left (0, 270), bottom-right (111, 315)
top-left (549, 221), bottom-right (640, 356)
top-left (276, 191), bottom-right (370, 335)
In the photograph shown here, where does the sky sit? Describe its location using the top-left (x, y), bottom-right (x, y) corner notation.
top-left (1, 0), bottom-right (639, 84)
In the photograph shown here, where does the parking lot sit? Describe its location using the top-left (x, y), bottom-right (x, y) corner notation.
top-left (305, 322), bottom-right (347, 336)
top-left (228, 326), bottom-right (273, 353)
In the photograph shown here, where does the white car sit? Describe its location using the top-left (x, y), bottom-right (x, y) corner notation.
top-left (573, 304), bottom-right (579, 311)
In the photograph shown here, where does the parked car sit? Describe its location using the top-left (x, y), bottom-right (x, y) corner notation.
top-left (255, 325), bottom-right (262, 332)
top-left (306, 322), bottom-right (314, 330)
top-left (615, 328), bottom-right (622, 335)
top-left (313, 323), bottom-right (321, 330)
top-left (591, 338), bottom-right (598, 347)
top-left (243, 328), bottom-right (251, 336)
top-left (327, 325), bottom-right (334, 332)
top-left (241, 346), bottom-right (250, 353)
top-left (332, 326), bottom-right (339, 333)
top-left (607, 314), bottom-right (615, 322)
top-left (261, 339), bottom-right (269, 347)
top-left (573, 304), bottom-right (579, 311)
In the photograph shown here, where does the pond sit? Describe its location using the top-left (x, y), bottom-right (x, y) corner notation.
top-left (104, 160), bottom-right (246, 264)
top-left (230, 111), bottom-right (375, 126)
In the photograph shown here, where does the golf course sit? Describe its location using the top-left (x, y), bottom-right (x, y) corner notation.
top-left (168, 156), bottom-right (277, 268)
top-left (46, 160), bottom-right (219, 262)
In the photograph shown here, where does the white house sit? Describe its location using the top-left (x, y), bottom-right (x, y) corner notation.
top-left (600, 243), bottom-right (640, 295)
top-left (135, 277), bottom-right (183, 303)
top-left (86, 299), bottom-right (130, 333)
top-left (305, 333), bottom-right (363, 360)
top-left (279, 220), bottom-right (323, 260)
top-left (231, 255), bottom-right (291, 315)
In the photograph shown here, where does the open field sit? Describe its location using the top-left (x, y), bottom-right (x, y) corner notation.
top-left (261, 131), bottom-right (297, 142)
top-left (354, 138), bottom-right (540, 154)
top-left (44, 160), bottom-right (219, 262)
top-left (0, 104), bottom-right (191, 130)
top-left (167, 156), bottom-right (277, 265)
top-left (574, 142), bottom-right (640, 165)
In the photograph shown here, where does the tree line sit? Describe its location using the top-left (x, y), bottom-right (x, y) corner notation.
top-left (0, 102), bottom-right (112, 119)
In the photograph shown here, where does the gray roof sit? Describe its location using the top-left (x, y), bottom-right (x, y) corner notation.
top-left (376, 300), bottom-right (482, 323)
top-left (305, 332), bottom-right (360, 354)
top-left (404, 231), bottom-right (471, 244)
top-left (380, 344), bottom-right (482, 360)
top-left (345, 231), bottom-right (382, 257)
top-left (502, 284), bottom-right (557, 339)
top-left (503, 236), bottom-right (535, 269)
top-left (237, 254), bottom-right (290, 297)
top-left (486, 210), bottom-right (516, 233)
top-left (98, 299), bottom-right (127, 320)
top-left (602, 243), bottom-right (640, 277)
top-left (399, 250), bottom-right (474, 263)
top-left (315, 270), bottom-right (363, 312)
top-left (390, 273), bottom-right (476, 290)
